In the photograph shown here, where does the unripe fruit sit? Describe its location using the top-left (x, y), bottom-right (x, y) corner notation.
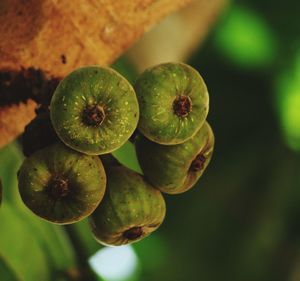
top-left (18, 143), bottom-right (106, 224)
top-left (135, 121), bottom-right (214, 194)
top-left (50, 66), bottom-right (139, 155)
top-left (89, 156), bottom-right (166, 246)
top-left (134, 62), bottom-right (209, 144)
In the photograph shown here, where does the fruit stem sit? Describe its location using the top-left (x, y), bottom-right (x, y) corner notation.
top-left (64, 225), bottom-right (99, 281)
top-left (173, 95), bottom-right (192, 118)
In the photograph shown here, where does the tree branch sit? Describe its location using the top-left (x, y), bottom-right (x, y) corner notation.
top-left (0, 0), bottom-right (191, 77)
top-left (0, 0), bottom-right (192, 148)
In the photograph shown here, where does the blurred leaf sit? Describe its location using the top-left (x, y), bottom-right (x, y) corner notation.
top-left (113, 141), bottom-right (142, 174)
top-left (0, 178), bottom-right (2, 206)
top-left (0, 142), bottom-right (23, 203)
top-left (133, 234), bottom-right (169, 272)
top-left (232, 146), bottom-right (300, 281)
top-left (18, 213), bottom-right (77, 271)
top-left (67, 219), bottom-right (102, 258)
top-left (275, 50), bottom-right (300, 151)
top-left (214, 4), bottom-right (277, 68)
top-left (0, 255), bottom-right (22, 281)
top-left (0, 202), bottom-right (50, 281)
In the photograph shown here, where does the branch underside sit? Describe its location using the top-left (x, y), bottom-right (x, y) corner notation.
top-left (0, 68), bottom-right (59, 107)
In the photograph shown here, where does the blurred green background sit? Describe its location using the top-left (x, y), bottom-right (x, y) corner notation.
top-left (1, 0), bottom-right (300, 280)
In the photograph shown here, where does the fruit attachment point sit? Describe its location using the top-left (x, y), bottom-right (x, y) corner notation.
top-left (123, 227), bottom-right (143, 240)
top-left (173, 95), bottom-right (192, 118)
top-left (82, 104), bottom-right (106, 127)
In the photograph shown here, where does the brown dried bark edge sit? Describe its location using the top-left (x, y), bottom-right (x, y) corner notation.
top-left (0, 68), bottom-right (59, 108)
top-left (0, 68), bottom-right (60, 148)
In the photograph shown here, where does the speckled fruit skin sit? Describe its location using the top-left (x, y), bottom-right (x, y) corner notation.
top-left (89, 156), bottom-right (166, 246)
top-left (134, 62), bottom-right (209, 145)
top-left (18, 142), bottom-right (106, 224)
top-left (135, 121), bottom-right (214, 194)
top-left (50, 66), bottom-right (139, 155)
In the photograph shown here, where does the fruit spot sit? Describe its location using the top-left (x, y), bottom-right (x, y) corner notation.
top-left (173, 95), bottom-right (192, 118)
top-left (82, 104), bottom-right (105, 127)
top-left (123, 227), bottom-right (143, 240)
top-left (189, 154), bottom-right (206, 172)
top-left (60, 54), bottom-right (67, 64)
top-left (47, 177), bottom-right (70, 200)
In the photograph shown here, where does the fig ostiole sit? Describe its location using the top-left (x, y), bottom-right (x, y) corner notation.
top-left (18, 142), bottom-right (106, 224)
top-left (134, 62), bottom-right (209, 145)
top-left (50, 66), bottom-right (139, 155)
top-left (89, 156), bottom-right (166, 246)
top-left (135, 121), bottom-right (215, 194)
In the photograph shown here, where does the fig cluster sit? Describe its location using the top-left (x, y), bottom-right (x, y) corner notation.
top-left (17, 63), bottom-right (214, 246)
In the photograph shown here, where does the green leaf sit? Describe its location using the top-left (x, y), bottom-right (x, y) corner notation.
top-left (113, 141), bottom-right (142, 174)
top-left (0, 142), bottom-right (23, 203)
top-left (67, 219), bottom-right (102, 258)
top-left (0, 178), bottom-right (2, 206)
top-left (0, 255), bottom-right (22, 281)
top-left (0, 202), bottom-right (50, 281)
top-left (15, 209), bottom-right (77, 271)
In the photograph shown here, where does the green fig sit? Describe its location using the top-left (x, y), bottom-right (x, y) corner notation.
top-left (50, 66), bottom-right (139, 155)
top-left (22, 111), bottom-right (58, 157)
top-left (135, 121), bottom-right (214, 194)
top-left (18, 142), bottom-right (106, 224)
top-left (89, 156), bottom-right (166, 246)
top-left (134, 62), bottom-right (209, 144)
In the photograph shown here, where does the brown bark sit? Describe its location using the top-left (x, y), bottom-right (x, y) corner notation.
top-left (0, 0), bottom-right (224, 148)
top-left (0, 0), bottom-right (191, 77)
